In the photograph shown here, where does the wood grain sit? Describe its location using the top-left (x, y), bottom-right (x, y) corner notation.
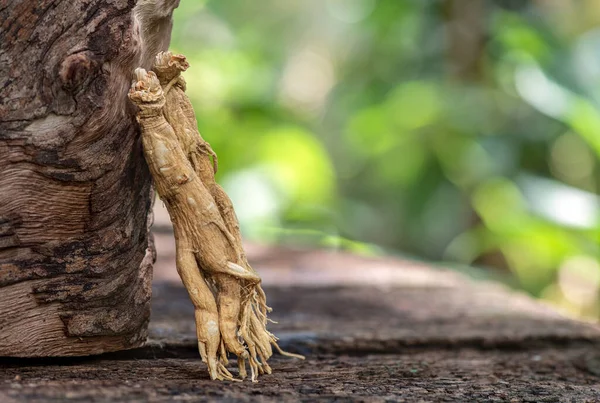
top-left (0, 0), bottom-right (179, 356)
top-left (1, 246), bottom-right (600, 401)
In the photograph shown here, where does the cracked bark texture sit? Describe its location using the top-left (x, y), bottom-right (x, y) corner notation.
top-left (0, 0), bottom-right (180, 356)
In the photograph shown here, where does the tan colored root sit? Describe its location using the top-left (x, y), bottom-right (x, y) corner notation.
top-left (128, 70), bottom-right (230, 380)
top-left (153, 51), bottom-right (303, 379)
top-left (130, 55), bottom-right (303, 382)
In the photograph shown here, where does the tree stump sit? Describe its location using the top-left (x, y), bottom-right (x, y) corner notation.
top-left (0, 0), bottom-right (179, 356)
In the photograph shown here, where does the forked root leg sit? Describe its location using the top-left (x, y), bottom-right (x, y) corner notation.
top-left (175, 248), bottom-right (225, 380)
top-left (215, 275), bottom-right (247, 358)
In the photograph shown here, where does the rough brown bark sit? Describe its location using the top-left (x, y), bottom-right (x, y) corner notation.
top-left (0, 0), bottom-right (179, 356)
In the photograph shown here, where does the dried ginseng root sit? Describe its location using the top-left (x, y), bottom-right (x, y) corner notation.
top-left (128, 58), bottom-right (302, 382)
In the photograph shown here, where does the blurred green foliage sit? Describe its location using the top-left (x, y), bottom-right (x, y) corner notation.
top-left (170, 0), bottom-right (599, 317)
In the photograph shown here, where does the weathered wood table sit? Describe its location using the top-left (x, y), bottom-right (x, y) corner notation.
top-left (2, 225), bottom-right (600, 402)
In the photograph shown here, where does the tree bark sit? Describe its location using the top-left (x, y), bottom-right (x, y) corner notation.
top-left (0, 0), bottom-right (179, 356)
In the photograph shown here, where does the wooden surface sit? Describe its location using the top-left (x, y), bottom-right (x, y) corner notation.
top-left (0, 0), bottom-right (181, 356)
top-left (2, 228), bottom-right (600, 401)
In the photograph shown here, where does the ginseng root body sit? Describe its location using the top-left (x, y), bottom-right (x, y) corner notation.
top-left (128, 55), bottom-right (302, 382)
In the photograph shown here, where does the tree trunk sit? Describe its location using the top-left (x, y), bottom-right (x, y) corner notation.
top-left (0, 0), bottom-right (180, 356)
